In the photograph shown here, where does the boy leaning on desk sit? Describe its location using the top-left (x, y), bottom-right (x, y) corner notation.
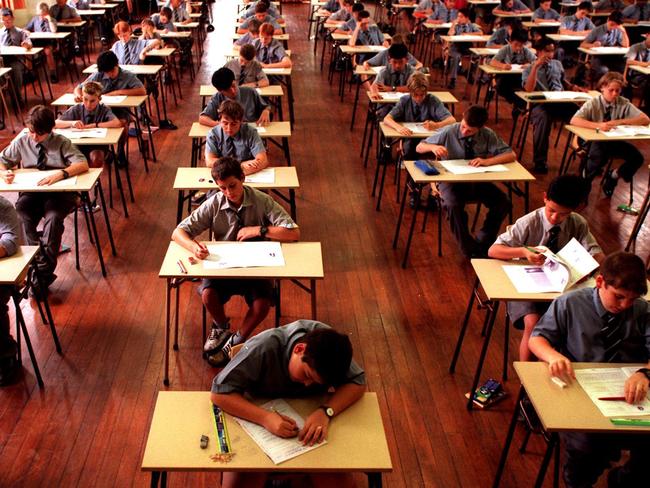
top-left (529, 252), bottom-right (650, 488)
top-left (212, 319), bottom-right (366, 488)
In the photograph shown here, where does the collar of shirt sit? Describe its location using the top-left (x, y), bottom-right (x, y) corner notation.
top-left (591, 287), bottom-right (609, 319)
top-left (217, 185), bottom-right (255, 212)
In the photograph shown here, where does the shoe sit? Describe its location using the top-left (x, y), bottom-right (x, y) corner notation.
top-left (447, 79), bottom-right (456, 89)
top-left (206, 334), bottom-right (236, 368)
top-left (0, 354), bottom-right (19, 386)
top-left (533, 164), bottom-right (548, 174)
top-left (602, 170), bottom-right (618, 197)
top-left (50, 73), bottom-right (58, 84)
top-left (203, 326), bottom-right (231, 354)
top-left (467, 73), bottom-right (474, 84)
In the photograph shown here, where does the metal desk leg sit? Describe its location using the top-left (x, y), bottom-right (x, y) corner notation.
top-left (282, 137), bottom-right (292, 166)
top-left (367, 472), bottom-right (383, 488)
top-left (392, 176), bottom-right (411, 249)
top-left (13, 291), bottom-right (44, 388)
top-left (401, 183), bottom-right (423, 268)
top-left (534, 433), bottom-right (558, 488)
top-left (164, 278), bottom-right (171, 386)
top-left (466, 300), bottom-right (500, 410)
top-left (524, 181), bottom-right (529, 214)
top-left (558, 133), bottom-right (572, 175)
top-left (449, 276), bottom-right (480, 373)
top-left (626, 187), bottom-right (650, 251)
top-left (491, 386), bottom-right (526, 488)
top-left (173, 284), bottom-right (180, 351)
top-left (177, 189), bottom-right (185, 224)
top-left (310, 279), bottom-right (317, 319)
top-left (95, 183), bottom-right (117, 256)
top-left (350, 78), bottom-right (362, 130)
top-left (80, 191), bottom-right (107, 277)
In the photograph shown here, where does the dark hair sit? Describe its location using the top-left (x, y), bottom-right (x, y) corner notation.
top-left (577, 1), bottom-right (593, 10)
top-left (212, 67), bottom-right (235, 90)
top-left (391, 33), bottom-right (405, 44)
top-left (352, 2), bottom-right (364, 13)
top-left (601, 252), bottom-right (648, 296)
top-left (500, 0), bottom-right (513, 7)
top-left (463, 105), bottom-right (488, 128)
top-left (212, 156), bottom-right (245, 182)
top-left (537, 36), bottom-right (556, 51)
top-left (247, 18), bottom-right (262, 34)
top-left (298, 327), bottom-right (353, 386)
top-left (458, 7), bottom-right (471, 18)
top-left (218, 100), bottom-right (245, 121)
top-left (254, 2), bottom-right (268, 13)
top-left (97, 50), bottom-right (119, 73)
top-left (510, 28), bottom-right (529, 43)
top-left (608, 10), bottom-right (623, 24)
top-left (358, 9), bottom-right (371, 19)
top-left (502, 17), bottom-right (522, 28)
top-left (239, 43), bottom-right (256, 61)
top-left (546, 174), bottom-right (587, 209)
top-left (159, 6), bottom-right (172, 18)
top-left (26, 105), bottom-right (55, 135)
top-left (388, 43), bottom-right (408, 59)
top-left (343, 0), bottom-right (354, 5)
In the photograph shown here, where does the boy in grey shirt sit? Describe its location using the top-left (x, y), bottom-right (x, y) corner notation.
top-left (0, 195), bottom-right (20, 385)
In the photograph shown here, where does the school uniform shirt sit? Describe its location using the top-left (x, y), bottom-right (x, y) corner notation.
top-left (494, 44), bottom-right (537, 64)
top-left (355, 25), bottom-right (385, 46)
top-left (244, 2), bottom-right (280, 18)
top-left (329, 7), bottom-right (351, 22)
top-left (626, 40), bottom-right (650, 62)
top-left (111, 38), bottom-right (154, 65)
top-left (151, 13), bottom-right (176, 32)
top-left (235, 32), bottom-right (256, 46)
top-left (322, 0), bottom-right (340, 12)
top-left (68, 0), bottom-right (89, 9)
top-left (0, 132), bottom-right (86, 170)
top-left (584, 24), bottom-right (625, 46)
top-left (560, 14), bottom-right (595, 31)
top-left (252, 38), bottom-right (287, 64)
top-left (487, 27), bottom-right (509, 47)
top-left (202, 85), bottom-right (269, 122)
top-left (212, 320), bottom-right (365, 397)
top-left (428, 5), bottom-right (458, 22)
top-left (451, 22), bottom-right (481, 35)
top-left (205, 123), bottom-right (266, 161)
top-left (169, 5), bottom-right (190, 23)
top-left (0, 195), bottom-right (20, 257)
top-left (573, 94), bottom-right (643, 122)
top-left (340, 17), bottom-right (357, 32)
top-left (500, 0), bottom-right (529, 11)
top-left (375, 64), bottom-right (416, 87)
top-left (0, 26), bottom-right (32, 47)
top-left (79, 68), bottom-right (144, 119)
top-left (388, 93), bottom-right (452, 122)
top-left (58, 102), bottom-right (117, 125)
top-left (241, 14), bottom-right (281, 31)
top-left (594, 0), bottom-right (626, 10)
top-left (532, 7), bottom-right (561, 21)
top-left (532, 287), bottom-right (650, 363)
top-left (423, 122), bottom-right (511, 159)
top-left (415, 0), bottom-right (434, 12)
top-left (25, 16), bottom-right (57, 33)
top-left (224, 58), bottom-right (268, 86)
top-left (366, 49), bottom-right (418, 67)
top-left (522, 59), bottom-right (565, 90)
top-left (623, 3), bottom-right (650, 21)
top-left (49, 4), bottom-right (79, 21)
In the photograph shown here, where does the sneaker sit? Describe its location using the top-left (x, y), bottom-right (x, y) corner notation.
top-left (206, 334), bottom-right (236, 368)
top-left (602, 170), bottom-right (618, 197)
top-left (203, 326), bottom-right (231, 354)
top-left (0, 353), bottom-right (19, 386)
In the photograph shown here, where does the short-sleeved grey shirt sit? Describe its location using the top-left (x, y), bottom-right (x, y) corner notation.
top-left (388, 93), bottom-right (452, 123)
top-left (375, 64), bottom-right (416, 87)
top-left (59, 102), bottom-right (117, 125)
top-left (252, 38), bottom-right (287, 63)
top-left (573, 94), bottom-right (643, 122)
top-left (201, 86), bottom-right (269, 123)
top-left (423, 122), bottom-right (512, 158)
top-left (0, 195), bottom-right (20, 257)
top-left (494, 44), bottom-right (537, 64)
top-left (0, 132), bottom-right (86, 170)
top-left (224, 58), bottom-right (269, 86)
top-left (205, 123), bottom-right (266, 161)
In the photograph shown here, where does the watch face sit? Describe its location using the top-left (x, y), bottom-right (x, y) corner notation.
top-left (326, 407), bottom-right (334, 417)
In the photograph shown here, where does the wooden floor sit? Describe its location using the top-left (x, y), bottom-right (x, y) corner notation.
top-left (0, 1), bottom-right (648, 487)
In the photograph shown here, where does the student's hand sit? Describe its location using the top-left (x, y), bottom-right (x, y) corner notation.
top-left (38, 171), bottom-right (64, 186)
top-left (423, 120), bottom-right (437, 131)
top-left (592, 41), bottom-right (602, 47)
top-left (71, 120), bottom-right (84, 129)
top-left (74, 94), bottom-right (83, 103)
top-left (375, 83), bottom-right (390, 92)
top-left (598, 121), bottom-right (616, 132)
top-left (237, 226), bottom-right (263, 241)
top-left (193, 240), bottom-right (209, 260)
top-left (362, 61), bottom-right (370, 70)
top-left (468, 157), bottom-right (487, 167)
top-left (264, 411), bottom-right (299, 438)
top-left (503, 63), bottom-right (513, 70)
top-left (397, 124), bottom-right (413, 136)
top-left (523, 247), bottom-right (546, 265)
top-left (2, 170), bottom-right (14, 184)
top-left (625, 373), bottom-right (650, 404)
top-left (299, 409), bottom-right (330, 446)
top-left (22, 42), bottom-right (32, 50)
top-left (139, 52), bottom-right (146, 61)
top-left (547, 353), bottom-right (575, 384)
top-left (256, 110), bottom-right (270, 127)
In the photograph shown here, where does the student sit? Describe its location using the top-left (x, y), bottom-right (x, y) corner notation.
top-left (168, 0), bottom-right (191, 24)
top-left (532, 0), bottom-right (560, 22)
top-left (488, 174), bottom-right (605, 361)
top-left (204, 100), bottom-right (268, 174)
top-left (383, 72), bottom-right (455, 158)
top-left (171, 157), bottom-right (299, 366)
top-left (370, 44), bottom-right (416, 94)
top-left (25, 3), bottom-right (58, 83)
top-left (239, 2), bottom-right (281, 34)
top-left (0, 8), bottom-right (33, 106)
top-left (164, 0), bottom-right (193, 14)
top-left (522, 37), bottom-right (587, 173)
top-left (594, 0), bottom-right (627, 11)
top-left (623, 0), bottom-right (650, 22)
top-left (493, 0), bottom-right (531, 16)
top-left (212, 319), bottom-right (365, 488)
top-left (111, 21), bottom-right (161, 65)
top-left (363, 34), bottom-right (422, 69)
top-left (570, 72), bottom-right (649, 197)
top-left (151, 7), bottom-right (176, 32)
top-left (0, 196), bottom-right (20, 386)
top-left (580, 10), bottom-right (629, 80)
top-left (56, 81), bottom-right (123, 168)
top-left (348, 10), bottom-right (388, 57)
top-left (335, 2), bottom-right (364, 33)
top-left (235, 18), bottom-right (261, 46)
top-left (414, 0), bottom-right (438, 19)
top-left (0, 106), bottom-right (89, 292)
top-left (200, 68), bottom-right (271, 126)
top-left (490, 28), bottom-right (536, 112)
top-left (624, 32), bottom-right (650, 114)
top-left (529, 251), bottom-right (650, 488)
top-left (253, 23), bottom-right (292, 68)
top-left (329, 0), bottom-right (354, 22)
top-left (486, 17), bottom-right (522, 48)
top-left (75, 51), bottom-right (146, 123)
top-left (318, 0), bottom-right (342, 16)
top-left (559, 1), bottom-right (595, 35)
top-left (416, 105), bottom-right (514, 258)
top-left (427, 0), bottom-right (457, 23)
top-left (140, 18), bottom-right (163, 43)
top-left (244, 0), bottom-right (281, 18)
top-left (49, 0), bottom-right (81, 23)
top-left (224, 44), bottom-right (270, 88)
top-left (445, 7), bottom-right (482, 89)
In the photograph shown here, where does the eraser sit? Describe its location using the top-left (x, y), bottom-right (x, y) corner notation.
top-left (551, 376), bottom-right (567, 389)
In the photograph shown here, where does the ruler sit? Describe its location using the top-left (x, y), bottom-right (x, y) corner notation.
top-left (210, 404), bottom-right (235, 462)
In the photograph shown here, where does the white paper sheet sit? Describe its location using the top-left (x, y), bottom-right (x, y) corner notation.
top-left (537, 21), bottom-right (560, 26)
top-left (202, 241), bottom-right (285, 269)
top-left (100, 95), bottom-right (127, 103)
top-left (555, 237), bottom-right (599, 287)
top-left (510, 64), bottom-right (524, 71)
top-left (589, 47), bottom-right (628, 54)
top-left (575, 368), bottom-right (650, 417)
top-left (7, 170), bottom-right (78, 188)
top-left (542, 91), bottom-right (592, 100)
top-left (452, 35), bottom-right (485, 41)
top-left (380, 92), bottom-right (405, 101)
top-left (439, 159), bottom-right (509, 174)
top-left (602, 125), bottom-right (650, 137)
top-left (365, 45), bottom-right (386, 52)
top-left (502, 264), bottom-right (563, 293)
top-left (370, 66), bottom-right (383, 74)
top-left (244, 168), bottom-right (275, 184)
top-left (402, 122), bottom-right (431, 134)
top-left (263, 68), bottom-right (286, 74)
top-left (255, 126), bottom-right (267, 133)
top-left (55, 128), bottom-right (108, 139)
top-left (233, 399), bottom-right (327, 464)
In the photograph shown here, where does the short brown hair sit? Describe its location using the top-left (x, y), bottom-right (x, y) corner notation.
top-left (26, 105), bottom-right (55, 135)
top-left (82, 81), bottom-right (104, 98)
top-left (239, 43), bottom-right (256, 61)
top-left (598, 71), bottom-right (626, 89)
top-left (260, 22), bottom-right (275, 36)
top-left (212, 156), bottom-right (244, 182)
top-left (407, 72), bottom-right (428, 93)
top-left (218, 100), bottom-right (244, 122)
top-left (601, 252), bottom-right (647, 296)
top-left (113, 20), bottom-right (131, 35)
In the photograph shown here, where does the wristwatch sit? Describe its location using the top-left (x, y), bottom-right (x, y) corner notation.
top-left (391, 85), bottom-right (396, 92)
top-left (260, 225), bottom-right (268, 238)
top-left (60, 169), bottom-right (69, 179)
top-left (635, 368), bottom-right (650, 382)
top-left (319, 405), bottom-right (334, 419)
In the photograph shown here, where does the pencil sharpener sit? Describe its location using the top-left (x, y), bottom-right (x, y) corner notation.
top-left (200, 435), bottom-right (209, 449)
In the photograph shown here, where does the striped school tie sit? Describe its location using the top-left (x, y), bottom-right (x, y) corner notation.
top-left (36, 143), bottom-right (48, 170)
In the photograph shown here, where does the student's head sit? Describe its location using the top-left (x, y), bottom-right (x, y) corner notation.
top-left (358, 10), bottom-right (371, 30)
top-left (56, 0), bottom-right (67, 7)
top-left (211, 67), bottom-right (237, 97)
top-left (218, 100), bottom-right (244, 137)
top-left (530, 28), bottom-right (544, 43)
top-left (537, 37), bottom-right (557, 60)
top-left (342, 0), bottom-right (354, 11)
top-left (457, 7), bottom-right (471, 23)
top-left (113, 21), bottom-right (132, 43)
top-left (239, 43), bottom-right (256, 65)
top-left (445, 0), bottom-right (456, 8)
top-left (460, 105), bottom-right (488, 136)
top-left (81, 81), bottom-right (104, 111)
top-left (170, 0), bottom-right (181, 8)
top-left (644, 31), bottom-right (650, 47)
top-left (211, 156), bottom-right (245, 204)
top-left (141, 18), bottom-right (155, 35)
top-left (407, 72), bottom-right (429, 103)
top-left (254, 1), bottom-right (269, 21)
top-left (598, 71), bottom-right (625, 102)
top-left (96, 51), bottom-right (120, 77)
top-left (159, 6), bottom-right (172, 23)
top-left (26, 105), bottom-right (55, 142)
top-left (502, 17), bottom-right (521, 35)
top-left (37, 2), bottom-right (49, 16)
top-left (597, 252), bottom-right (647, 313)
top-left (351, 2), bottom-right (364, 19)
top-left (247, 18), bottom-right (262, 36)
top-left (288, 328), bottom-right (354, 387)
top-left (387, 43), bottom-right (408, 71)
top-left (539, 0), bottom-right (552, 9)
top-left (1, 9), bottom-right (14, 28)
top-left (390, 33), bottom-right (405, 46)
top-left (543, 174), bottom-right (587, 224)
top-left (607, 10), bottom-right (623, 28)
top-left (259, 22), bottom-right (275, 46)
top-left (509, 28), bottom-right (528, 52)
top-left (576, 1), bottom-right (592, 18)
top-left (501, 0), bottom-right (514, 9)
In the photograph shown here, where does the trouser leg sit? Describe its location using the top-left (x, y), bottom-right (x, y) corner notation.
top-left (473, 183), bottom-right (511, 245)
top-left (0, 285), bottom-right (14, 357)
top-left (38, 193), bottom-right (77, 282)
top-left (447, 47), bottom-right (461, 79)
top-left (531, 104), bottom-right (552, 167)
top-left (561, 432), bottom-right (619, 488)
top-left (438, 182), bottom-right (478, 257)
top-left (6, 59), bottom-right (24, 105)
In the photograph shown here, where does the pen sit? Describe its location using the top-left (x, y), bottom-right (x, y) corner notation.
top-left (177, 259), bottom-right (188, 274)
top-left (193, 239), bottom-right (208, 251)
top-left (598, 396), bottom-right (626, 401)
top-left (525, 246), bottom-right (542, 254)
top-left (611, 418), bottom-right (650, 426)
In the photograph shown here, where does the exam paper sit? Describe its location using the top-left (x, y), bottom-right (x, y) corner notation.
top-left (55, 128), bottom-right (108, 139)
top-left (370, 66), bottom-right (383, 74)
top-left (6, 170), bottom-right (78, 188)
top-left (233, 399), bottom-right (327, 464)
top-left (602, 125), bottom-right (650, 138)
top-left (100, 95), bottom-right (127, 103)
top-left (502, 264), bottom-right (562, 293)
top-left (542, 91), bottom-right (592, 101)
top-left (510, 64), bottom-right (524, 71)
top-left (365, 45), bottom-right (385, 52)
top-left (590, 47), bottom-right (628, 54)
top-left (439, 159), bottom-right (509, 174)
top-left (263, 68), bottom-right (287, 74)
top-left (575, 368), bottom-right (650, 417)
top-left (380, 92), bottom-right (405, 101)
top-left (402, 123), bottom-right (431, 134)
top-left (245, 168), bottom-right (275, 184)
top-left (203, 241), bottom-right (285, 269)
top-left (453, 35), bottom-right (485, 41)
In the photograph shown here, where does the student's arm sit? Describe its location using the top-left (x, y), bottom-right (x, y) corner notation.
top-left (627, 55), bottom-right (650, 68)
top-left (523, 61), bottom-right (542, 92)
top-left (528, 335), bottom-right (575, 382)
top-left (236, 222), bottom-right (300, 242)
top-left (488, 243), bottom-right (546, 264)
top-left (619, 25), bottom-right (630, 48)
top-left (570, 114), bottom-right (611, 130)
top-left (625, 362), bottom-right (650, 404)
top-left (256, 106), bottom-right (272, 126)
top-left (612, 112), bottom-right (650, 126)
top-left (38, 159), bottom-right (89, 186)
top-left (490, 55), bottom-right (512, 70)
top-left (139, 39), bottom-right (162, 60)
top-left (198, 114), bottom-right (219, 127)
top-left (105, 86), bottom-right (147, 96)
top-left (383, 113), bottom-right (413, 135)
top-left (240, 150), bottom-right (269, 176)
top-left (55, 118), bottom-right (83, 129)
top-left (262, 55), bottom-right (292, 69)
top-left (416, 140), bottom-right (448, 158)
top-left (348, 24), bottom-right (361, 46)
top-left (469, 149), bottom-right (516, 167)
top-left (425, 114), bottom-right (455, 131)
top-left (205, 149), bottom-right (219, 168)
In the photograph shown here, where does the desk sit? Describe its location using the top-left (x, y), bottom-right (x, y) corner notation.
top-left (578, 46), bottom-right (629, 57)
top-left (547, 33), bottom-right (586, 42)
top-left (392, 162), bottom-right (534, 268)
top-left (493, 11), bottom-right (533, 18)
top-left (0, 66), bottom-right (21, 132)
top-left (142, 391), bottom-right (392, 487)
top-left (440, 34), bottom-right (491, 43)
top-left (522, 21), bottom-right (560, 29)
top-left (0, 46), bottom-right (51, 102)
top-left (159, 241), bottom-right (324, 385)
top-left (173, 166), bottom-right (299, 222)
top-left (629, 64), bottom-right (650, 76)
top-left (493, 362), bottom-right (650, 488)
top-left (260, 67), bottom-right (294, 128)
top-left (188, 121), bottom-right (292, 168)
top-left (198, 84), bottom-right (286, 126)
top-left (77, 8), bottom-right (105, 16)
top-left (28, 32), bottom-right (70, 41)
top-left (477, 64), bottom-right (526, 119)
top-left (0, 169), bottom-right (116, 277)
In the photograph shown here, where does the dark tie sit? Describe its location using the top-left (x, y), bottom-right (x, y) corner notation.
top-left (643, 49), bottom-right (650, 63)
top-left (238, 67), bottom-right (246, 85)
top-left (261, 46), bottom-right (269, 63)
top-left (173, 9), bottom-right (180, 23)
top-left (224, 137), bottom-right (237, 158)
top-left (4, 31), bottom-right (15, 46)
top-left (604, 106), bottom-right (612, 122)
top-left (412, 102), bottom-right (422, 121)
top-left (55, 8), bottom-right (63, 21)
top-left (463, 138), bottom-right (475, 159)
top-left (571, 20), bottom-right (577, 31)
top-left (391, 71), bottom-right (401, 88)
top-left (123, 42), bottom-right (132, 64)
top-left (446, 10), bottom-right (451, 22)
top-left (36, 143), bottom-right (47, 170)
top-left (601, 313), bottom-right (623, 362)
top-left (545, 225), bottom-right (560, 253)
top-left (40, 19), bottom-right (47, 32)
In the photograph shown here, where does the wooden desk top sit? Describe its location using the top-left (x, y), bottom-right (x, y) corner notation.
top-left (199, 84), bottom-right (283, 97)
top-left (174, 167), bottom-right (299, 191)
top-left (57, 21), bottom-right (87, 28)
top-left (0, 67), bottom-right (11, 77)
top-left (83, 63), bottom-right (162, 75)
top-left (493, 11), bottom-right (533, 17)
top-left (52, 93), bottom-right (148, 108)
top-left (468, 0), bottom-right (500, 4)
top-left (0, 46), bottom-right (43, 56)
top-left (565, 124), bottom-right (650, 142)
top-left (262, 67), bottom-right (291, 76)
top-left (515, 362), bottom-right (650, 433)
top-left (228, 48), bottom-right (292, 58)
top-left (340, 45), bottom-right (387, 54)
top-left (141, 392), bottom-right (391, 472)
top-left (423, 22), bottom-right (452, 30)
top-left (404, 160), bottom-right (535, 184)
top-left (368, 91), bottom-right (458, 105)
top-left (548, 33), bottom-right (586, 41)
top-left (159, 241), bottom-right (324, 279)
top-left (188, 121), bottom-right (291, 139)
top-left (0, 246), bottom-right (38, 285)
top-left (630, 65), bottom-right (650, 75)
top-left (232, 32), bottom-right (289, 41)
top-left (28, 32), bottom-right (71, 40)
top-left (440, 35), bottom-right (491, 43)
top-left (158, 31), bottom-right (192, 38)
top-left (522, 21), bottom-right (560, 28)
top-left (578, 46), bottom-right (629, 56)
top-left (479, 64), bottom-right (525, 75)
top-left (53, 127), bottom-right (124, 145)
top-left (515, 90), bottom-right (599, 105)
top-left (0, 168), bottom-right (102, 193)
top-left (78, 9), bottom-right (105, 15)
top-left (380, 122), bottom-right (435, 139)
top-left (89, 3), bottom-right (118, 8)
top-left (145, 47), bottom-right (176, 57)
top-left (470, 47), bottom-right (500, 56)
top-left (174, 21), bottom-right (200, 29)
